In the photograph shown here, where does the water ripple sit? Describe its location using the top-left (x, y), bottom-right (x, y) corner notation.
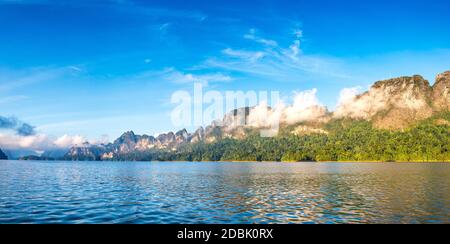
top-left (0, 161), bottom-right (449, 224)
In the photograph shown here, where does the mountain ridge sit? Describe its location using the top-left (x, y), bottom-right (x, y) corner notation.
top-left (58, 70), bottom-right (450, 161)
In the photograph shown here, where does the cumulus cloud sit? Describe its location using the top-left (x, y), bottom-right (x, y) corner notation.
top-left (0, 116), bottom-right (36, 136)
top-left (0, 133), bottom-right (51, 150)
top-left (336, 87), bottom-right (362, 108)
top-left (291, 89), bottom-right (321, 110)
top-left (281, 89), bottom-right (328, 124)
top-left (225, 88), bottom-right (329, 130)
top-left (247, 101), bottom-right (283, 128)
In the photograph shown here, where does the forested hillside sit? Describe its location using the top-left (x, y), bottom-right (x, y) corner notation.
top-left (98, 113), bottom-right (449, 162)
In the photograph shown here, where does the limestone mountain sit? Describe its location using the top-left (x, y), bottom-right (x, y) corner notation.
top-left (335, 71), bottom-right (450, 129)
top-left (64, 70), bottom-right (450, 161)
top-left (64, 129), bottom-right (197, 160)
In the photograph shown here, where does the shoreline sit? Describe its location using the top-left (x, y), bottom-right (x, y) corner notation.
top-left (2, 159), bottom-right (449, 163)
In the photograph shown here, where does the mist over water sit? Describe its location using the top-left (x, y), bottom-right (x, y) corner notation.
top-left (0, 161), bottom-right (448, 224)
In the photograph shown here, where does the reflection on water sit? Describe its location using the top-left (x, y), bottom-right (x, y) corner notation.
top-left (0, 161), bottom-right (448, 223)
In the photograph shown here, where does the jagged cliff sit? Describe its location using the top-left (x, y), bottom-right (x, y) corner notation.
top-left (65, 70), bottom-right (450, 161)
top-left (0, 148), bottom-right (7, 160)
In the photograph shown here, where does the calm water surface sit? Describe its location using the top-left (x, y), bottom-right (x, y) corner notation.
top-left (0, 160), bottom-right (449, 224)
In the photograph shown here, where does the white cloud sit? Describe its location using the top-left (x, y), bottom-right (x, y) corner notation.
top-left (247, 101), bottom-right (283, 128)
top-left (0, 132), bottom-right (107, 150)
top-left (232, 88), bottom-right (329, 129)
top-left (222, 48), bottom-right (265, 62)
top-left (0, 133), bottom-right (51, 150)
top-left (163, 68), bottom-right (232, 86)
top-left (53, 135), bottom-right (87, 148)
top-left (336, 86), bottom-right (362, 108)
top-left (291, 88), bottom-right (321, 110)
top-left (69, 65), bottom-right (82, 72)
top-left (282, 88), bottom-right (328, 124)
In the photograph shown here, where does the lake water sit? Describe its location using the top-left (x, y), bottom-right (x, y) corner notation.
top-left (0, 160), bottom-right (448, 224)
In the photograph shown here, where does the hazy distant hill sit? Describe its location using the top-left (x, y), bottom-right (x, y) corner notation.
top-left (0, 148), bottom-right (7, 160)
top-left (64, 71), bottom-right (450, 162)
top-left (2, 149), bottom-right (41, 160)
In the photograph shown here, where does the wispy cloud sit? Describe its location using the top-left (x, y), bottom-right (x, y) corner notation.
top-left (127, 67), bottom-right (232, 87)
top-left (0, 66), bottom-right (77, 93)
top-left (244, 28), bottom-right (278, 47)
top-left (200, 28), bottom-right (354, 83)
top-left (0, 95), bottom-right (28, 105)
top-left (162, 68), bottom-right (232, 86)
top-left (222, 48), bottom-right (266, 62)
top-left (159, 22), bottom-right (171, 32)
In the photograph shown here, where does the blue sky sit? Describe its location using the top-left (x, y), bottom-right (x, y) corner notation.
top-left (1, 0), bottom-right (450, 147)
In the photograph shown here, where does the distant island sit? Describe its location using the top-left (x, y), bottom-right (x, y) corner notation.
top-left (2, 71), bottom-right (450, 163)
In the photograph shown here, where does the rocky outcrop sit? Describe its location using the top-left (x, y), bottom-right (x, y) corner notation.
top-left (135, 135), bottom-right (157, 151)
top-left (432, 71), bottom-right (450, 111)
top-left (189, 127), bottom-right (205, 143)
top-left (112, 131), bottom-right (138, 153)
top-left (0, 148), bottom-right (7, 160)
